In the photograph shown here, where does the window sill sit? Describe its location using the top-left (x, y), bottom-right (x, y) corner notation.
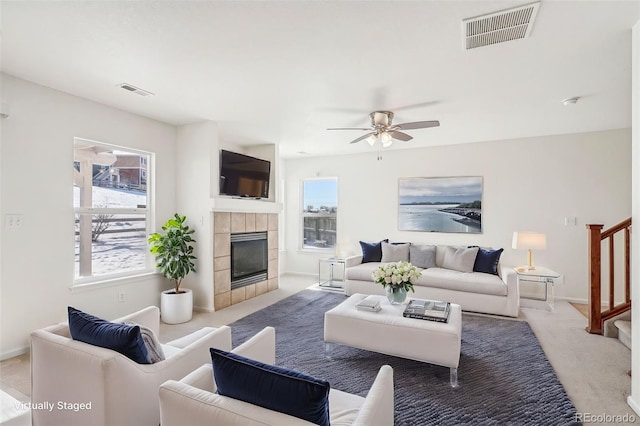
top-left (298, 247), bottom-right (335, 255)
top-left (70, 270), bottom-right (158, 293)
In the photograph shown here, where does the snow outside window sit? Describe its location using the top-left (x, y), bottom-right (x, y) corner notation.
top-left (301, 178), bottom-right (337, 250)
top-left (73, 138), bottom-right (154, 283)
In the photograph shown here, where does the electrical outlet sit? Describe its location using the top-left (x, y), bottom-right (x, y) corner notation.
top-left (118, 292), bottom-right (125, 302)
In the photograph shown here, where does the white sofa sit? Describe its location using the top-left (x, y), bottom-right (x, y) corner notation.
top-left (345, 245), bottom-right (519, 317)
top-left (30, 306), bottom-right (232, 426)
top-left (159, 326), bottom-right (395, 426)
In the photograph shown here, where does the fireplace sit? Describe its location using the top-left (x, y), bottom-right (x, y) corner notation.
top-left (214, 211), bottom-right (278, 311)
top-left (230, 231), bottom-right (268, 289)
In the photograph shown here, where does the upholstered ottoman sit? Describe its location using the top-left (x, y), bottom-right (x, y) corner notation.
top-left (324, 293), bottom-right (462, 387)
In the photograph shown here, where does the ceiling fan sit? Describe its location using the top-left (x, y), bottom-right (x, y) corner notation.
top-left (328, 111), bottom-right (440, 147)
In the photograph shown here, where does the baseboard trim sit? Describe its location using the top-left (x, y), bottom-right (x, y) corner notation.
top-left (281, 271), bottom-right (317, 278)
top-left (556, 296), bottom-right (588, 304)
top-left (193, 305), bottom-right (214, 313)
top-left (627, 395), bottom-right (640, 416)
top-left (1, 346), bottom-right (29, 361)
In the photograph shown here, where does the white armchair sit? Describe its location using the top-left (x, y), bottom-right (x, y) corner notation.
top-left (159, 326), bottom-right (395, 426)
top-left (30, 306), bottom-right (232, 426)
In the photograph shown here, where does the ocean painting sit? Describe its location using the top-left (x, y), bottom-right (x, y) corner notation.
top-left (398, 176), bottom-right (483, 233)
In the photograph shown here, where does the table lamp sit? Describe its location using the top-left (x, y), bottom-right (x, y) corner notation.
top-left (512, 232), bottom-right (547, 271)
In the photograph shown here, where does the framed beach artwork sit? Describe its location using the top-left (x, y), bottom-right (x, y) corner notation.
top-left (398, 176), bottom-right (483, 233)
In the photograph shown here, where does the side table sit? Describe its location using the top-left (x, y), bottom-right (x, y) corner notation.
top-left (318, 257), bottom-right (346, 289)
top-left (515, 266), bottom-right (563, 311)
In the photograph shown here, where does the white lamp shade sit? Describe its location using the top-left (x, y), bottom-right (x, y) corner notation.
top-left (512, 232), bottom-right (547, 250)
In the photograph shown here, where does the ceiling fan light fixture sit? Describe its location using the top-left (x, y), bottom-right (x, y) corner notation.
top-left (328, 110), bottom-right (439, 147)
top-left (380, 132), bottom-right (393, 147)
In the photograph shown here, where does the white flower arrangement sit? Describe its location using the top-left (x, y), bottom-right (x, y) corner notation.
top-left (371, 261), bottom-right (421, 292)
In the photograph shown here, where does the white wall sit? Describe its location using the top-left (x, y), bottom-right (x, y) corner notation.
top-left (176, 121), bottom-right (218, 312)
top-left (284, 129), bottom-right (631, 302)
top-left (0, 74), bottom-right (177, 358)
top-left (628, 19), bottom-right (640, 417)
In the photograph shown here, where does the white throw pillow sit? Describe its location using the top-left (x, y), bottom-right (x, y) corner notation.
top-left (442, 246), bottom-right (479, 273)
top-left (381, 242), bottom-right (410, 263)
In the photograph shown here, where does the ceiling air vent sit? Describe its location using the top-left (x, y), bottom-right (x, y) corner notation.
top-left (117, 83), bottom-right (154, 97)
top-left (463, 2), bottom-right (540, 50)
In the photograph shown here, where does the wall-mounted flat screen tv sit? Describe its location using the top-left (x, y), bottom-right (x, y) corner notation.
top-left (219, 150), bottom-right (271, 198)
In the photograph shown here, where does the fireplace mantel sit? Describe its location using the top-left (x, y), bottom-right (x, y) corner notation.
top-left (211, 197), bottom-right (283, 214)
top-left (213, 211), bottom-right (278, 310)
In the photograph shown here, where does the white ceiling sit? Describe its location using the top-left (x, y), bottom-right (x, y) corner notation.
top-left (2, 1), bottom-right (639, 158)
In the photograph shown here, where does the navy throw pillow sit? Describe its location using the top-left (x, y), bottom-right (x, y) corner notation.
top-left (68, 307), bottom-right (150, 364)
top-left (472, 248), bottom-right (504, 275)
top-left (211, 348), bottom-right (330, 426)
top-left (359, 239), bottom-right (389, 263)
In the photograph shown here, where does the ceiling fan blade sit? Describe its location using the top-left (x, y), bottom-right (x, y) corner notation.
top-left (327, 127), bottom-right (372, 131)
top-left (349, 132), bottom-right (375, 144)
top-left (389, 131), bottom-right (413, 141)
top-left (394, 120), bottom-right (440, 130)
top-left (392, 100), bottom-right (441, 112)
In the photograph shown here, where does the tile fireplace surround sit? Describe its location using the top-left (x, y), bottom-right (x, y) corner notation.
top-left (213, 212), bottom-right (279, 310)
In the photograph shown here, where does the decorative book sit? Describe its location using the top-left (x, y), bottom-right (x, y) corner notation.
top-left (356, 295), bottom-right (382, 312)
top-left (403, 299), bottom-right (450, 322)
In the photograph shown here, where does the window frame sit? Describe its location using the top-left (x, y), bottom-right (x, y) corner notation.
top-left (73, 138), bottom-right (155, 286)
top-left (300, 177), bottom-right (338, 252)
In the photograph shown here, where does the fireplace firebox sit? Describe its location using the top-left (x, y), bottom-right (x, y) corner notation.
top-left (230, 232), bottom-right (268, 289)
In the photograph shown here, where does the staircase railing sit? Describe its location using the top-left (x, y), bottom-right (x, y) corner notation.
top-left (586, 218), bottom-right (632, 334)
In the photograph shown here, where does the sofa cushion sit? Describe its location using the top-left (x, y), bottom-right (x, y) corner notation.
top-left (210, 348), bottom-right (330, 426)
top-left (381, 242), bottom-right (410, 262)
top-left (416, 267), bottom-right (508, 296)
top-left (409, 245), bottom-right (436, 269)
top-left (472, 247), bottom-right (504, 275)
top-left (359, 239), bottom-right (388, 263)
top-left (346, 262), bottom-right (383, 281)
top-left (442, 246), bottom-right (479, 273)
top-left (68, 307), bottom-right (150, 364)
top-left (435, 245), bottom-right (465, 267)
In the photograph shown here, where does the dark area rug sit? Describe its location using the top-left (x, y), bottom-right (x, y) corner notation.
top-left (230, 290), bottom-right (580, 425)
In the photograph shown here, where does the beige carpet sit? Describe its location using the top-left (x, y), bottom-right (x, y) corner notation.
top-left (523, 301), bottom-right (636, 421)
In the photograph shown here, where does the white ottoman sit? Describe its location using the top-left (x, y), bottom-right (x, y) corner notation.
top-left (324, 293), bottom-right (462, 387)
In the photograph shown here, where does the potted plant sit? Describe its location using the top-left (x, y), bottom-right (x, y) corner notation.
top-left (149, 213), bottom-right (197, 324)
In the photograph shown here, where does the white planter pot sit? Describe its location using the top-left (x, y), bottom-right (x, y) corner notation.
top-left (161, 288), bottom-right (193, 324)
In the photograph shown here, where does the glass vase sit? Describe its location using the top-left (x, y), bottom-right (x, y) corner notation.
top-left (385, 285), bottom-right (408, 305)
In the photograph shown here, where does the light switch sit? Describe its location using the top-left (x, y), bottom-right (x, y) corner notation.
top-left (564, 217), bottom-right (576, 226)
top-left (5, 214), bottom-right (24, 229)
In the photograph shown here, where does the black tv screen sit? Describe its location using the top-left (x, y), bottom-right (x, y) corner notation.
top-left (219, 150), bottom-right (271, 198)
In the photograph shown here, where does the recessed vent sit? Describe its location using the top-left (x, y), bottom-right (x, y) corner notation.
top-left (463, 2), bottom-right (540, 50)
top-left (117, 83), bottom-right (154, 97)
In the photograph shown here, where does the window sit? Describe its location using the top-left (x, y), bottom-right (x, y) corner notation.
top-left (73, 138), bottom-right (153, 283)
top-left (301, 178), bottom-right (337, 250)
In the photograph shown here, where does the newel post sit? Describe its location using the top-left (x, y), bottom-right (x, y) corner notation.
top-left (586, 224), bottom-right (603, 334)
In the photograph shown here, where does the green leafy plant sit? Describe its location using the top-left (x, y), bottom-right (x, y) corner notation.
top-left (148, 214), bottom-right (196, 294)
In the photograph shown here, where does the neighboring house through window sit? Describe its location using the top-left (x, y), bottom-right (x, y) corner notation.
top-left (301, 178), bottom-right (337, 250)
top-left (73, 138), bottom-right (153, 283)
